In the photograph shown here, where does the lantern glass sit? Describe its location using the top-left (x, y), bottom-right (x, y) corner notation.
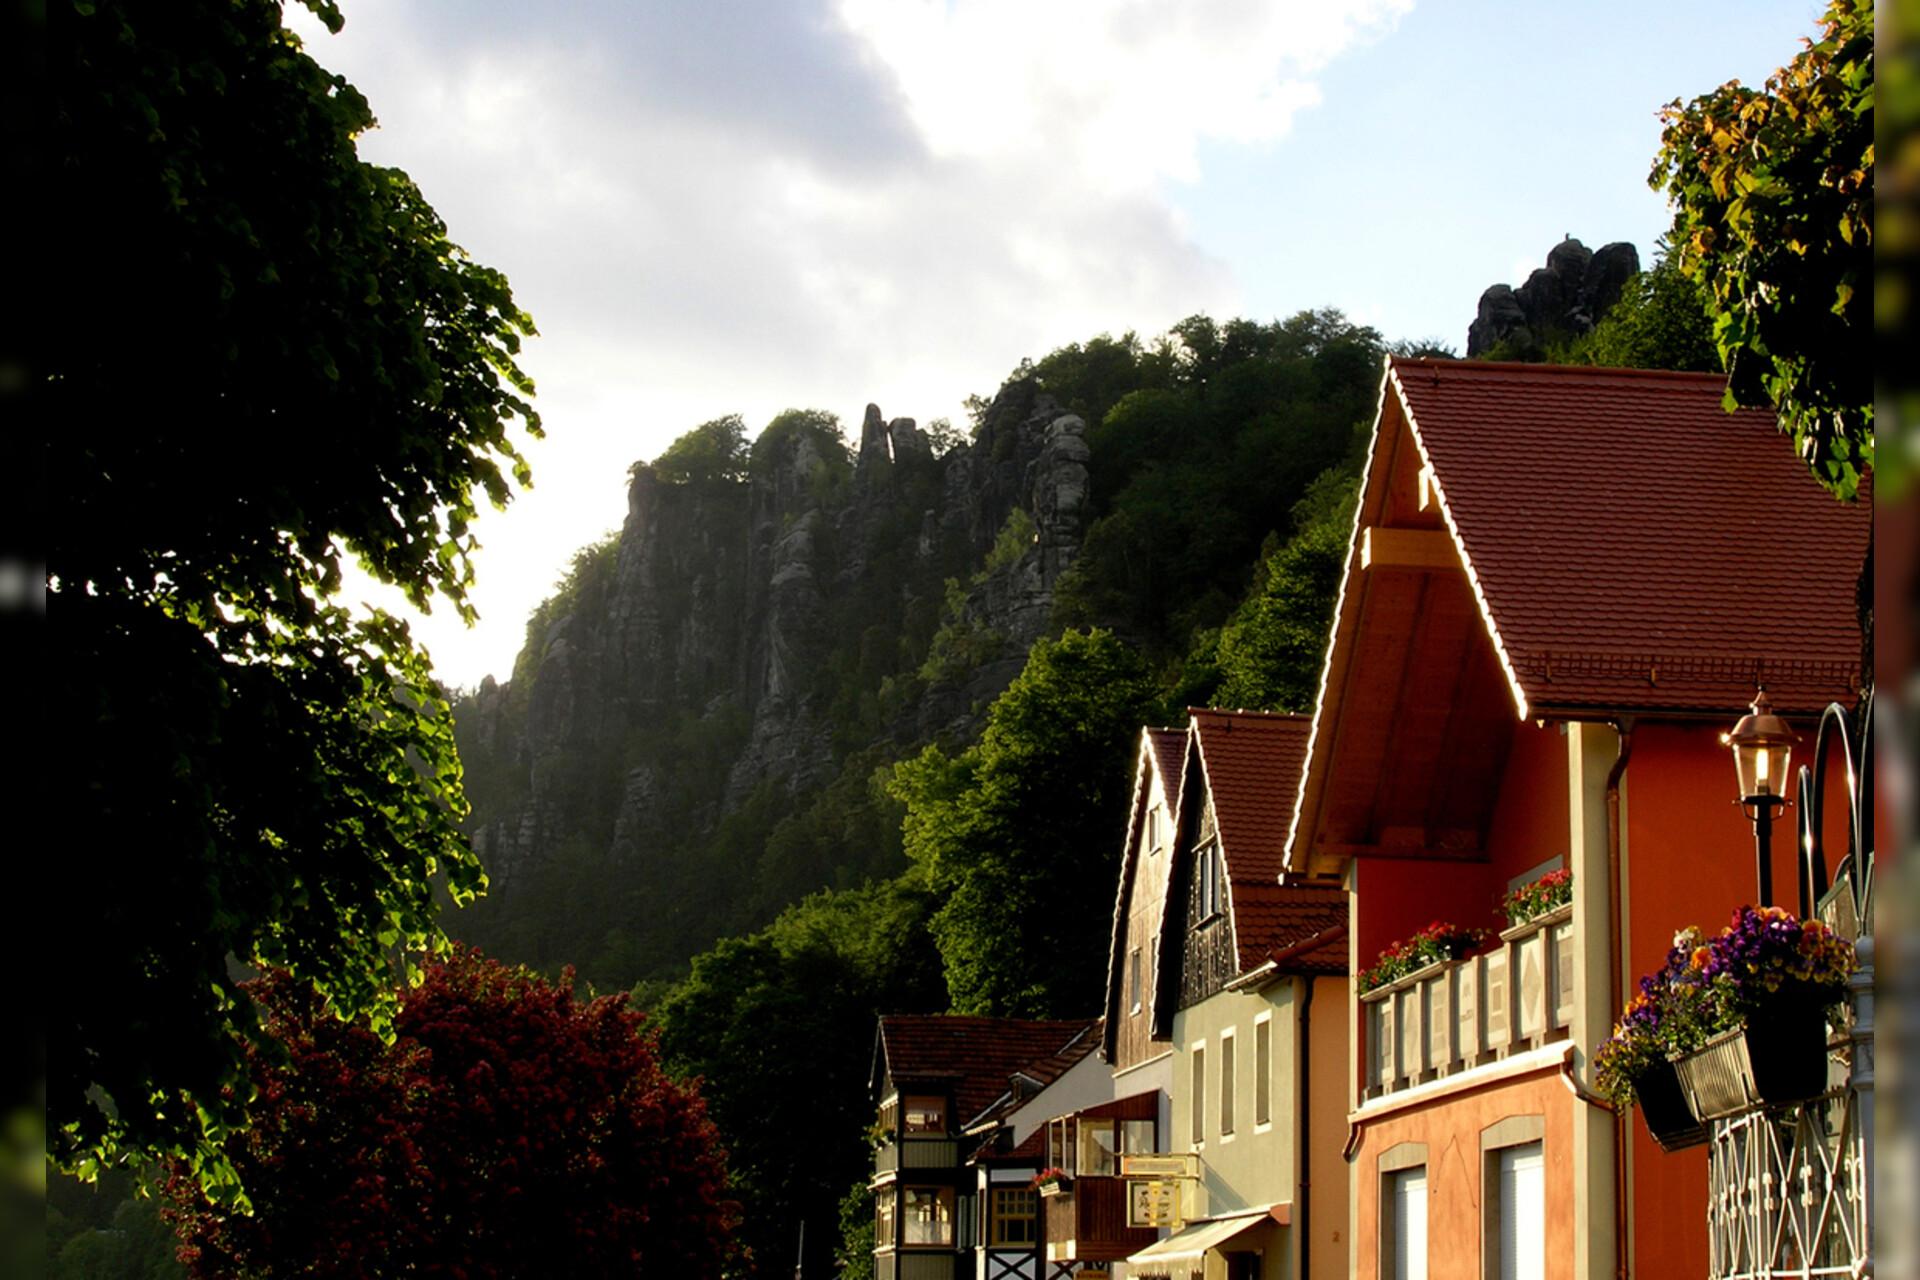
top-left (1731, 738), bottom-right (1793, 800)
top-left (1723, 691), bottom-right (1798, 802)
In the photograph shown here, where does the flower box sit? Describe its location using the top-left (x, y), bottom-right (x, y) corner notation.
top-left (1629, 1060), bottom-right (1709, 1152)
top-left (1499, 902), bottom-right (1572, 944)
top-left (1672, 1002), bottom-right (1831, 1121)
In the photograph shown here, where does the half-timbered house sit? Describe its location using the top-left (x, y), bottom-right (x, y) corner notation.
top-left (870, 1016), bottom-right (1100, 1280)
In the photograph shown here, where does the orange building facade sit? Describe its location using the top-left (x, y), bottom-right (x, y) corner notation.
top-left (1283, 359), bottom-right (1868, 1280)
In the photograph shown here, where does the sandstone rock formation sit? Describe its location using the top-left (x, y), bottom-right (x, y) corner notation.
top-left (1466, 238), bottom-right (1640, 358)
top-left (456, 383), bottom-right (1093, 952)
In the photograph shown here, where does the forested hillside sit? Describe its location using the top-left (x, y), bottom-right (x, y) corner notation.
top-left (446, 309), bottom-right (1413, 992)
top-left (437, 241), bottom-right (1704, 1279)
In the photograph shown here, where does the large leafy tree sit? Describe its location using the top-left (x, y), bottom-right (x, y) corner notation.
top-left (893, 629), bottom-right (1160, 1016)
top-left (655, 879), bottom-right (944, 1280)
top-left (166, 953), bottom-right (738, 1278)
top-left (50, 0), bottom-right (539, 1187)
top-left (1651, 0), bottom-right (1873, 499)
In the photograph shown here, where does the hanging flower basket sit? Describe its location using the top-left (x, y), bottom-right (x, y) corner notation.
top-left (1030, 1167), bottom-right (1072, 1196)
top-left (1628, 1060), bottom-right (1709, 1152)
top-left (1672, 1000), bottom-right (1831, 1121)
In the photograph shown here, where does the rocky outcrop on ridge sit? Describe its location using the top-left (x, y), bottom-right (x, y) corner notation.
top-left (456, 381), bottom-right (1092, 922)
top-left (1466, 238), bottom-right (1640, 358)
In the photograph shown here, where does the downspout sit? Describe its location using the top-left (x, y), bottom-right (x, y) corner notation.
top-left (1604, 718), bottom-right (1635, 1280)
top-left (1299, 973), bottom-right (1315, 1280)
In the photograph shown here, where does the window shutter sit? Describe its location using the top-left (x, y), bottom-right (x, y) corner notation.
top-left (1390, 1168), bottom-right (1427, 1280)
top-left (1498, 1142), bottom-right (1544, 1280)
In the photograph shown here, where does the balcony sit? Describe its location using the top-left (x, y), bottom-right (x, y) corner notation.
top-left (872, 1136), bottom-right (960, 1177)
top-left (1360, 905), bottom-right (1573, 1100)
top-left (873, 1253), bottom-right (954, 1280)
top-left (1041, 1176), bottom-right (1159, 1263)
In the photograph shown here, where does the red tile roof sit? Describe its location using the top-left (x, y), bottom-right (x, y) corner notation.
top-left (876, 1016), bottom-right (1099, 1124)
top-left (969, 1019), bottom-right (1106, 1131)
top-left (1190, 710), bottom-right (1312, 885)
top-left (1188, 710), bottom-right (1347, 974)
top-left (1232, 884), bottom-right (1348, 974)
top-left (1146, 727), bottom-right (1188, 805)
top-left (1390, 359), bottom-right (1868, 716)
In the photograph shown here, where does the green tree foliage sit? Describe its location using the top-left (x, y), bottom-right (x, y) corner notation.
top-left (1568, 249), bottom-right (1722, 372)
top-left (893, 630), bottom-right (1160, 1016)
top-left (1206, 476), bottom-right (1359, 712)
top-left (1652, 0), bottom-right (1873, 499)
top-left (52, 0), bottom-right (539, 1188)
top-left (47, 1188), bottom-right (187, 1280)
top-left (167, 953), bottom-right (739, 1279)
top-left (1048, 311), bottom-right (1385, 655)
top-left (655, 880), bottom-right (944, 1280)
top-left (653, 415), bottom-right (751, 484)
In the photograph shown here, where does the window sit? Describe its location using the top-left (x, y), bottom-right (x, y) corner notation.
top-left (1497, 1143), bottom-right (1543, 1274)
top-left (1079, 1118), bottom-right (1119, 1176)
top-left (1129, 947), bottom-right (1144, 1014)
top-left (901, 1186), bottom-right (955, 1247)
top-left (875, 1187), bottom-right (896, 1247)
top-left (1219, 1031), bottom-right (1236, 1137)
top-left (1384, 1167), bottom-right (1428, 1280)
top-left (990, 1188), bottom-right (1037, 1246)
top-left (1047, 1116), bottom-right (1079, 1173)
top-left (1196, 840), bottom-right (1223, 919)
top-left (1480, 1115), bottom-right (1546, 1280)
top-left (1123, 1118), bottom-right (1157, 1157)
top-left (1482, 1143), bottom-right (1543, 1280)
top-left (1146, 805), bottom-right (1163, 852)
top-left (1190, 1043), bottom-right (1207, 1147)
top-left (903, 1096), bottom-right (946, 1135)
top-left (1254, 1016), bottom-right (1272, 1127)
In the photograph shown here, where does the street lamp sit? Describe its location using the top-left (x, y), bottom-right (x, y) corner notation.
top-left (1721, 688), bottom-right (1799, 906)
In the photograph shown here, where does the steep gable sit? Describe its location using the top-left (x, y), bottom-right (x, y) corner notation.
top-left (1288, 358), bottom-right (1869, 877)
top-left (1103, 727), bottom-right (1188, 1066)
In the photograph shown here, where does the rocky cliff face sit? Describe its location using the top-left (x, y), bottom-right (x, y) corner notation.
top-left (453, 383), bottom-right (1091, 968)
top-left (1466, 237), bottom-right (1639, 357)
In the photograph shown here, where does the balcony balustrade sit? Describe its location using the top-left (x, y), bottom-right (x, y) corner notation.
top-left (872, 1136), bottom-right (960, 1176)
top-left (1041, 1176), bottom-right (1159, 1263)
top-left (1360, 905), bottom-right (1574, 1101)
top-left (874, 1253), bottom-right (955, 1280)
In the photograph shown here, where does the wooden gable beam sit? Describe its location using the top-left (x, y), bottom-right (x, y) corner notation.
top-left (1361, 526), bottom-right (1459, 571)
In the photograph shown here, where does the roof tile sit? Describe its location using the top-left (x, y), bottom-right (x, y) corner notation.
top-left (877, 1016), bottom-right (1099, 1124)
top-left (1390, 359), bottom-right (1868, 715)
top-left (1188, 710), bottom-right (1347, 973)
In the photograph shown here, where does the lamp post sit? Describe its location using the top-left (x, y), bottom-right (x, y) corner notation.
top-left (1720, 688), bottom-right (1798, 907)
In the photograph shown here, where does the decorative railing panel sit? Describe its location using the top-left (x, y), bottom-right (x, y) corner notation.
top-left (1707, 1088), bottom-right (1866, 1279)
top-left (1361, 907), bottom-right (1573, 1100)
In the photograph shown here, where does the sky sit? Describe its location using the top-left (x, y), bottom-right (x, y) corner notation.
top-left (292, 0), bottom-right (1828, 691)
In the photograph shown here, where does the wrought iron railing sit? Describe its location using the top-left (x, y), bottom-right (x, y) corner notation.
top-left (1705, 692), bottom-right (1873, 1279)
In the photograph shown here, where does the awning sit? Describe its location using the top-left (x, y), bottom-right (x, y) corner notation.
top-left (1125, 1207), bottom-right (1286, 1278)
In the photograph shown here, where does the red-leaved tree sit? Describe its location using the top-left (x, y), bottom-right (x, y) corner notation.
top-left (166, 952), bottom-right (739, 1278)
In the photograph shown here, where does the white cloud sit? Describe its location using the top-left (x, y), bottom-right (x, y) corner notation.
top-left (838, 0), bottom-right (1409, 188)
top-left (287, 0), bottom-right (1410, 686)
